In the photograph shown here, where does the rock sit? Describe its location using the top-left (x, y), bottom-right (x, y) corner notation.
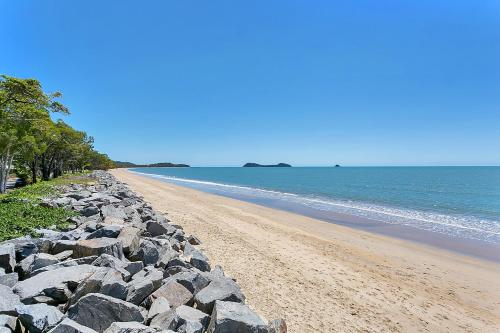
top-left (17, 304), bottom-right (64, 333)
top-left (11, 238), bottom-right (40, 261)
top-left (29, 257), bottom-right (97, 276)
top-left (0, 273), bottom-right (18, 287)
top-left (44, 284), bottom-right (72, 303)
top-left (102, 217), bottom-right (125, 225)
top-left (18, 253), bottom-right (60, 278)
top-left (70, 268), bottom-right (127, 304)
top-left (194, 278), bottom-right (245, 314)
top-left (147, 297), bottom-right (170, 323)
top-left (170, 271), bottom-right (210, 294)
top-left (207, 301), bottom-right (268, 333)
top-left (129, 240), bottom-right (161, 266)
top-left (145, 221), bottom-right (175, 237)
top-left (67, 293), bottom-right (144, 333)
top-left (74, 238), bottom-right (124, 259)
top-left (123, 261), bottom-right (143, 276)
top-left (54, 250), bottom-right (73, 261)
top-left (101, 206), bottom-right (127, 220)
top-left (146, 280), bottom-right (192, 309)
top-left (189, 251), bottom-right (211, 272)
top-left (117, 227), bottom-right (141, 255)
top-left (126, 267), bottom-right (163, 304)
top-left (103, 322), bottom-right (155, 333)
top-left (0, 243), bottom-right (16, 273)
top-left (13, 264), bottom-right (99, 303)
top-left (91, 254), bottom-right (131, 281)
top-left (0, 314), bottom-right (16, 331)
top-left (86, 225), bottom-right (123, 239)
top-left (268, 319), bottom-right (287, 333)
top-left (67, 191), bottom-right (92, 200)
top-left (0, 285), bottom-right (22, 315)
top-left (81, 206), bottom-right (99, 217)
top-left (171, 305), bottom-right (210, 333)
top-left (51, 240), bottom-right (77, 254)
top-left (172, 229), bottom-right (185, 242)
top-left (48, 318), bottom-right (99, 333)
top-left (187, 235), bottom-right (202, 245)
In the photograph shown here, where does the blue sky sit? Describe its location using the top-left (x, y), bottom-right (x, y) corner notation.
top-left (1, 1), bottom-right (499, 166)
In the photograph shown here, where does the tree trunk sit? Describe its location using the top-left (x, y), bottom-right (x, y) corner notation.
top-left (30, 159), bottom-right (38, 184)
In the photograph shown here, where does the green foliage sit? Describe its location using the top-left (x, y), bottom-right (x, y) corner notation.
top-left (0, 200), bottom-right (75, 241)
top-left (0, 172), bottom-right (93, 241)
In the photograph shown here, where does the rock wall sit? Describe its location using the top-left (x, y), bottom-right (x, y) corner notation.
top-left (0, 171), bottom-right (287, 333)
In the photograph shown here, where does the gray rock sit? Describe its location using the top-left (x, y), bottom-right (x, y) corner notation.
top-left (123, 261), bottom-right (143, 276)
top-left (91, 254), bottom-right (131, 281)
top-left (101, 206), bottom-right (127, 220)
top-left (44, 284), bottom-right (72, 303)
top-left (13, 264), bottom-right (99, 303)
top-left (67, 191), bottom-right (92, 200)
top-left (54, 250), bottom-right (73, 261)
top-left (81, 206), bottom-right (100, 217)
top-left (129, 239), bottom-right (161, 266)
top-left (145, 221), bottom-right (176, 237)
top-left (147, 297), bottom-right (170, 323)
top-left (172, 229), bottom-right (185, 242)
top-left (170, 271), bottom-right (210, 294)
top-left (102, 217), bottom-right (125, 225)
top-left (0, 243), bottom-right (16, 273)
top-left (267, 319), bottom-right (287, 333)
top-left (0, 314), bottom-right (16, 331)
top-left (189, 251), bottom-right (211, 272)
top-left (70, 268), bottom-right (127, 304)
top-left (74, 238), bottom-right (124, 259)
top-left (17, 304), bottom-right (64, 333)
top-left (172, 305), bottom-right (210, 333)
top-left (103, 322), bottom-right (155, 333)
top-left (0, 273), bottom-right (18, 287)
top-left (0, 285), bottom-right (22, 315)
top-left (29, 257), bottom-right (97, 276)
top-left (117, 227), bottom-right (141, 255)
top-left (86, 225), bottom-right (123, 240)
top-left (18, 253), bottom-right (60, 278)
top-left (67, 293), bottom-right (144, 333)
top-left (194, 278), bottom-right (245, 314)
top-left (207, 301), bottom-right (268, 333)
top-left (48, 318), bottom-right (99, 333)
top-left (146, 280), bottom-right (192, 309)
top-left (51, 240), bottom-right (77, 254)
top-left (126, 267), bottom-right (163, 305)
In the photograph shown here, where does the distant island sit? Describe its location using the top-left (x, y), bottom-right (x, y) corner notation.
top-left (243, 163), bottom-right (292, 167)
top-left (114, 161), bottom-right (190, 168)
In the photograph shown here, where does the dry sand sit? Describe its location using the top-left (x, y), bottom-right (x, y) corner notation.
top-left (111, 169), bottom-right (500, 333)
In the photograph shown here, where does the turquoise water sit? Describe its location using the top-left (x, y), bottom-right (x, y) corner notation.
top-left (131, 167), bottom-right (500, 245)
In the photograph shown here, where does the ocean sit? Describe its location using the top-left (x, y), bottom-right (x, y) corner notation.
top-left (130, 166), bottom-right (500, 249)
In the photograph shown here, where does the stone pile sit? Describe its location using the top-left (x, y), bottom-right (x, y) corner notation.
top-left (0, 171), bottom-right (287, 333)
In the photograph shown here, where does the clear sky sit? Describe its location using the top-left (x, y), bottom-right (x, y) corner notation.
top-left (1, 1), bottom-right (499, 166)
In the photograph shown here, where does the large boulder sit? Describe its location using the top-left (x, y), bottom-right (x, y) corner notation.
top-left (86, 225), bottom-right (123, 240)
top-left (103, 322), bottom-right (155, 333)
top-left (171, 305), bottom-right (210, 333)
top-left (169, 271), bottom-right (210, 294)
top-left (51, 240), bottom-right (77, 254)
top-left (126, 267), bottom-right (163, 305)
top-left (69, 268), bottom-right (127, 304)
top-left (48, 318), bottom-right (98, 333)
top-left (128, 240), bottom-right (161, 266)
top-left (67, 293), bottom-right (144, 333)
top-left (17, 304), bottom-right (64, 333)
top-left (0, 243), bottom-right (16, 273)
top-left (0, 314), bottom-right (16, 331)
top-left (0, 272), bottom-right (18, 287)
top-left (194, 278), bottom-right (246, 314)
top-left (146, 280), bottom-right (192, 309)
top-left (189, 251), bottom-right (211, 272)
top-left (101, 206), bottom-right (127, 220)
top-left (91, 254), bottom-right (131, 281)
top-left (146, 221), bottom-right (176, 237)
top-left (117, 227), bottom-right (141, 255)
top-left (13, 264), bottom-right (99, 303)
top-left (207, 301), bottom-right (268, 333)
top-left (0, 285), bottom-right (22, 315)
top-left (147, 297), bottom-right (170, 323)
top-left (74, 238), bottom-right (124, 260)
top-left (17, 253), bottom-right (60, 278)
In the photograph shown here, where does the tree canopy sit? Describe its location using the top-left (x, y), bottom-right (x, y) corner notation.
top-left (0, 74), bottom-right (114, 192)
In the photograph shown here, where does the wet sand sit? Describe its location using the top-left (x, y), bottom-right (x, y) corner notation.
top-left (111, 169), bottom-right (500, 333)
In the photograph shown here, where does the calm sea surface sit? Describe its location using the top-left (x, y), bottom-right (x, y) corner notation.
top-left (131, 167), bottom-right (500, 245)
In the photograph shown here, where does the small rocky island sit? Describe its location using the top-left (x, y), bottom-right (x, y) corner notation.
top-left (243, 163), bottom-right (292, 167)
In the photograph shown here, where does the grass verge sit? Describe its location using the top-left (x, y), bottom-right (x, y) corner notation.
top-left (0, 173), bottom-right (92, 242)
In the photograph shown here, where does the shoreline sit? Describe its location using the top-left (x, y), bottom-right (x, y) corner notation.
top-left (111, 168), bottom-right (500, 333)
top-left (129, 169), bottom-right (500, 263)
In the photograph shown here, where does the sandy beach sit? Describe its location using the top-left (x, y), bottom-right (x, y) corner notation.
top-left (111, 169), bottom-right (500, 333)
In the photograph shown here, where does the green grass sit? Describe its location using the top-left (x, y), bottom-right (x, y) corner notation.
top-left (0, 172), bottom-right (92, 242)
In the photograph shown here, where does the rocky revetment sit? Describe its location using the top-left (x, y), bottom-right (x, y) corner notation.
top-left (0, 171), bottom-right (286, 333)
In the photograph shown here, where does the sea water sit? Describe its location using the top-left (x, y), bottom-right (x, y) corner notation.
top-left (130, 167), bottom-right (500, 246)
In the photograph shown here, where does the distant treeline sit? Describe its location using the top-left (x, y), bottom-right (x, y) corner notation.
top-left (0, 75), bottom-right (114, 193)
top-left (114, 161), bottom-right (190, 168)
